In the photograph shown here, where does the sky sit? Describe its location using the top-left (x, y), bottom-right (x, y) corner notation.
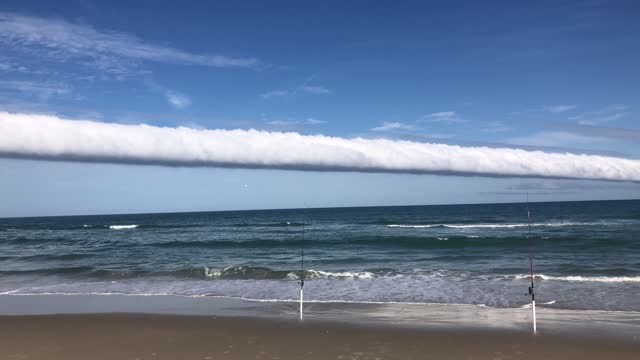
top-left (0, 0), bottom-right (639, 217)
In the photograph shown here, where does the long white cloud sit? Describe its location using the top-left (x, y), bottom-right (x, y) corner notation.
top-left (1, 112), bottom-right (639, 181)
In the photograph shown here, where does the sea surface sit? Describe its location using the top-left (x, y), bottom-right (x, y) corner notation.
top-left (1, 200), bottom-right (639, 311)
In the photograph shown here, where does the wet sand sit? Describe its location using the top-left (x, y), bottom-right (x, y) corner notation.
top-left (1, 314), bottom-right (638, 360)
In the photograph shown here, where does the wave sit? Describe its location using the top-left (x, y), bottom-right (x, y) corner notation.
top-left (144, 234), bottom-right (590, 250)
top-left (509, 274), bottom-right (640, 283)
top-left (0, 232), bottom-right (600, 250)
top-left (387, 222), bottom-right (618, 229)
top-left (3, 266), bottom-right (639, 286)
top-left (201, 267), bottom-right (375, 280)
top-left (303, 270), bottom-right (374, 280)
top-left (151, 239), bottom-right (305, 249)
top-left (0, 266), bottom-right (95, 276)
top-left (108, 224), bottom-right (138, 230)
top-left (1, 223), bottom-right (206, 231)
top-left (227, 222), bottom-right (305, 228)
top-left (0, 253), bottom-right (95, 261)
top-left (0, 265), bottom-right (379, 281)
top-left (1, 236), bottom-right (77, 245)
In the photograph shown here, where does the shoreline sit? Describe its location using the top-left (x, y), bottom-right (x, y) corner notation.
top-left (1, 313), bottom-right (639, 360)
top-left (1, 294), bottom-right (638, 342)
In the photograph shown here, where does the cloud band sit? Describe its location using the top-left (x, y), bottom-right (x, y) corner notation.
top-left (1, 112), bottom-right (639, 181)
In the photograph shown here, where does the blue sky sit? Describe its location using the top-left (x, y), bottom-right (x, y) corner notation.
top-left (0, 0), bottom-right (639, 217)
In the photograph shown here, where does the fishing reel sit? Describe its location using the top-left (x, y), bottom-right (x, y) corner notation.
top-left (527, 285), bottom-right (535, 300)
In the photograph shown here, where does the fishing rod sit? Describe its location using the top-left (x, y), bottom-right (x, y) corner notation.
top-left (526, 194), bottom-right (537, 334)
top-left (299, 219), bottom-right (305, 321)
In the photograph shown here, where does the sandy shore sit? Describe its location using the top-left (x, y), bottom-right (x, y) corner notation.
top-left (1, 314), bottom-right (638, 360)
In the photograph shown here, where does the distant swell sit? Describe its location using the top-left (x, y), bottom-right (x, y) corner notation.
top-left (509, 274), bottom-right (640, 283)
top-left (227, 222), bottom-right (304, 228)
top-left (147, 235), bottom-right (583, 250)
top-left (387, 222), bottom-right (614, 229)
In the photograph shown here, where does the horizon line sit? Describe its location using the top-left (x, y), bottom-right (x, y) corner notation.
top-left (2, 198), bottom-right (638, 220)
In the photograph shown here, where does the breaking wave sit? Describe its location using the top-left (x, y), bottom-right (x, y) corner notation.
top-left (509, 274), bottom-right (640, 283)
top-left (108, 224), bottom-right (139, 230)
top-left (387, 222), bottom-right (617, 229)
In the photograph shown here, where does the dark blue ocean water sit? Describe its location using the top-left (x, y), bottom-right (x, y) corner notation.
top-left (1, 200), bottom-right (639, 311)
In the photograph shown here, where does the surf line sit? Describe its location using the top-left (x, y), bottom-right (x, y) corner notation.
top-left (526, 194), bottom-right (537, 334)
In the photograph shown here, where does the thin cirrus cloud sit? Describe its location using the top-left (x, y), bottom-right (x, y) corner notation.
top-left (569, 105), bottom-right (631, 126)
top-left (543, 105), bottom-right (577, 113)
top-left (504, 131), bottom-right (609, 148)
top-left (1, 112), bottom-right (639, 181)
top-left (423, 111), bottom-right (464, 123)
top-left (0, 12), bottom-right (258, 75)
top-left (0, 80), bottom-right (72, 99)
top-left (144, 80), bottom-right (192, 110)
top-left (267, 118), bottom-right (326, 126)
top-left (261, 90), bottom-right (289, 99)
top-left (166, 92), bottom-right (192, 109)
top-left (371, 122), bottom-right (416, 132)
top-left (261, 84), bottom-right (331, 99)
top-left (300, 85), bottom-right (331, 94)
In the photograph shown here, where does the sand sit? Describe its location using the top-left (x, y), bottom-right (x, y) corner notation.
top-left (1, 314), bottom-right (638, 360)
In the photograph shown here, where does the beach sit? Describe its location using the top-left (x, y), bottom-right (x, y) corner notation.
top-left (1, 201), bottom-right (639, 358)
top-left (2, 314), bottom-right (639, 360)
top-left (0, 293), bottom-right (639, 359)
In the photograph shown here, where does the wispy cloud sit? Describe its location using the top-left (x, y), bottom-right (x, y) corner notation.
top-left (261, 90), bottom-right (289, 99)
top-left (482, 121), bottom-right (511, 133)
top-left (144, 80), bottom-right (192, 110)
top-left (0, 12), bottom-right (258, 76)
top-left (267, 118), bottom-right (326, 126)
top-left (490, 180), bottom-right (640, 196)
top-left (552, 124), bottom-right (640, 144)
top-left (569, 105), bottom-right (630, 125)
top-left (543, 105), bottom-right (577, 113)
top-left (261, 76), bottom-right (331, 99)
top-left (371, 122), bottom-right (416, 132)
top-left (300, 85), bottom-right (331, 94)
top-left (261, 85), bottom-right (332, 99)
top-left (505, 131), bottom-right (609, 148)
top-left (0, 80), bottom-right (72, 99)
top-left (166, 92), bottom-right (192, 109)
top-left (423, 111), bottom-right (465, 123)
top-left (1, 112), bottom-right (639, 181)
top-left (0, 58), bottom-right (48, 75)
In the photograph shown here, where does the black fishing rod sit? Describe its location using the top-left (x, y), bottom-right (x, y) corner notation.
top-left (526, 195), bottom-right (537, 333)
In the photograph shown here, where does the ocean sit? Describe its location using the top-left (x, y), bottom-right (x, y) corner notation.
top-left (1, 200), bottom-right (639, 312)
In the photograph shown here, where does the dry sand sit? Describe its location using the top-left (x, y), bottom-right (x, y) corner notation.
top-left (1, 314), bottom-right (638, 359)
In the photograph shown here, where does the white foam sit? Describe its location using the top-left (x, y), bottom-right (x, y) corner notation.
top-left (387, 222), bottom-right (609, 229)
top-left (520, 300), bottom-right (557, 309)
top-left (204, 267), bottom-right (221, 278)
top-left (0, 289), bottom-right (20, 295)
top-left (511, 274), bottom-right (640, 283)
top-left (306, 270), bottom-right (375, 280)
top-left (108, 225), bottom-right (138, 230)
